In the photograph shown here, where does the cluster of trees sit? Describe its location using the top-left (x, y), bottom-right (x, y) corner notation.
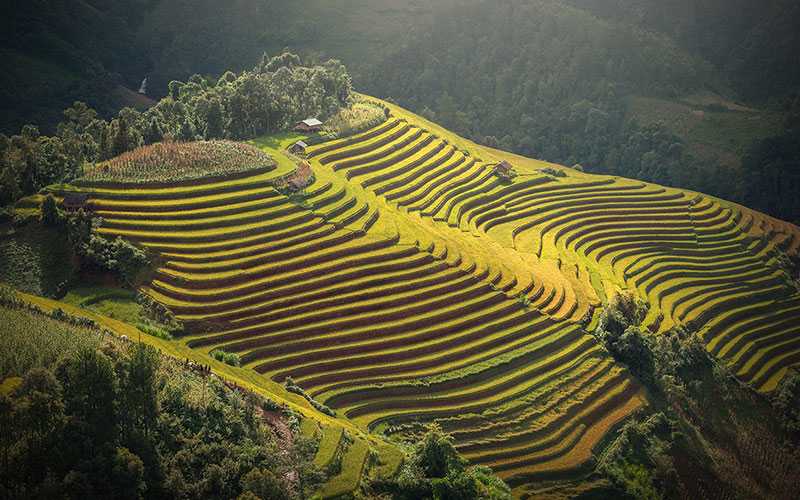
top-left (0, 52), bottom-right (351, 208)
top-left (0, 332), bottom-right (323, 499)
top-left (53, 204), bottom-right (149, 286)
top-left (591, 293), bottom-right (800, 499)
top-left (369, 424), bottom-right (511, 499)
top-left (593, 293), bottom-right (712, 397)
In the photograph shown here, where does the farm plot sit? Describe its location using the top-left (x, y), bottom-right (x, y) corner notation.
top-left (83, 153), bottom-right (644, 491)
top-left (306, 102), bottom-right (800, 394)
top-left (73, 98), bottom-right (800, 494)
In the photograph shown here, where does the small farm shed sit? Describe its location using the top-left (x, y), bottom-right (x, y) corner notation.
top-left (62, 193), bottom-right (90, 211)
top-left (294, 118), bottom-right (323, 133)
top-left (289, 140), bottom-right (309, 155)
top-left (493, 160), bottom-right (517, 181)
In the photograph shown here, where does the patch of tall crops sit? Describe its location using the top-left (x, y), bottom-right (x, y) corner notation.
top-left (0, 305), bottom-right (103, 378)
top-left (323, 102), bottom-right (388, 140)
top-left (80, 140), bottom-right (275, 185)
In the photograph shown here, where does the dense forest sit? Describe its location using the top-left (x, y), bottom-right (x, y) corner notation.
top-left (1, 0), bottom-right (799, 223)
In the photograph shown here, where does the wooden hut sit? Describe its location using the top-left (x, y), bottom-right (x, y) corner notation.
top-left (294, 118), bottom-right (323, 133)
top-left (493, 160), bottom-right (516, 181)
top-left (288, 140), bottom-right (309, 155)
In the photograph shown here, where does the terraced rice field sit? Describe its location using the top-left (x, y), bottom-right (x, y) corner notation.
top-left (77, 97), bottom-right (800, 495)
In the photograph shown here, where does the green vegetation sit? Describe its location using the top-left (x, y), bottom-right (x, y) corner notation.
top-left (1, 52), bottom-right (351, 209)
top-left (2, 15), bottom-right (800, 496)
top-left (210, 348), bottom-right (241, 367)
top-left (322, 99), bottom-right (388, 140)
top-left (591, 295), bottom-right (800, 500)
top-left (285, 377), bottom-right (336, 418)
top-left (0, 299), bottom-right (325, 499)
top-left (368, 424), bottom-right (511, 499)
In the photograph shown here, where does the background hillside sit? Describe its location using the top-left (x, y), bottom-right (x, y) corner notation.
top-left (2, 0), bottom-right (799, 226)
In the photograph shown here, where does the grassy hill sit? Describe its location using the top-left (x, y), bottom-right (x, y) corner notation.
top-left (626, 93), bottom-right (784, 170)
top-left (7, 97), bottom-right (790, 497)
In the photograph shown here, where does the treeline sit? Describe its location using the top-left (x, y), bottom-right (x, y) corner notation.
top-left (0, 300), bottom-right (324, 499)
top-left (0, 52), bottom-right (351, 206)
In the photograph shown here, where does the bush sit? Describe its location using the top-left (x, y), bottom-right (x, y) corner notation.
top-left (284, 377), bottom-right (336, 416)
top-left (210, 349), bottom-right (240, 367)
top-left (136, 322), bottom-right (173, 341)
top-left (540, 167), bottom-right (567, 178)
top-left (136, 292), bottom-right (183, 334)
top-left (81, 235), bottom-right (149, 283)
top-left (371, 424), bottom-right (511, 499)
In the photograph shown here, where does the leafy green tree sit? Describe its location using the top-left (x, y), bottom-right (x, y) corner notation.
top-left (111, 118), bottom-right (132, 158)
top-left (59, 347), bottom-right (118, 451)
top-left (263, 52), bottom-right (301, 73)
top-left (40, 194), bottom-right (60, 226)
top-left (415, 424), bottom-right (464, 478)
top-left (179, 118), bottom-right (196, 142)
top-left (200, 97), bottom-right (225, 139)
top-left (376, 424), bottom-right (511, 499)
top-left (120, 344), bottom-right (160, 437)
top-left (241, 468), bottom-right (289, 500)
top-left (143, 118), bottom-right (163, 145)
top-left (111, 447), bottom-right (147, 499)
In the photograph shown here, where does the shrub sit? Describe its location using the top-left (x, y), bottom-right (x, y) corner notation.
top-left (40, 194), bottom-right (61, 226)
top-left (372, 424), bottom-right (511, 499)
top-left (136, 292), bottom-right (183, 334)
top-left (81, 235), bottom-right (149, 283)
top-left (136, 322), bottom-right (173, 341)
top-left (284, 377), bottom-right (336, 416)
top-left (540, 167), bottom-right (567, 178)
top-left (210, 349), bottom-right (241, 367)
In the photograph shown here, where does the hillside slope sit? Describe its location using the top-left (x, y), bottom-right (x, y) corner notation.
top-left (48, 97), bottom-right (800, 497)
